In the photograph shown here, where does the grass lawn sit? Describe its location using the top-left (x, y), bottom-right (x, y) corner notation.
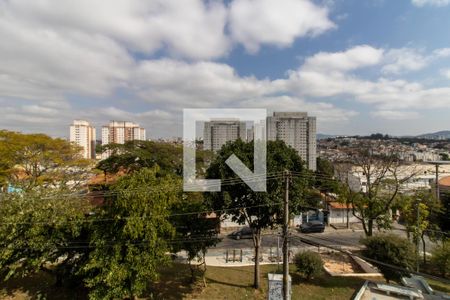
top-left (1, 264), bottom-right (449, 299)
top-left (150, 264), bottom-right (368, 300)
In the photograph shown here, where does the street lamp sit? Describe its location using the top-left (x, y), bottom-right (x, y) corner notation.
top-left (425, 161), bottom-right (450, 201)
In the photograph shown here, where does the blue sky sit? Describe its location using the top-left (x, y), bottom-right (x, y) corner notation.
top-left (0, 0), bottom-right (449, 138)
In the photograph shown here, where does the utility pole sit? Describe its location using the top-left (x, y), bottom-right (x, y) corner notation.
top-left (425, 161), bottom-right (450, 201)
top-left (283, 170), bottom-right (290, 300)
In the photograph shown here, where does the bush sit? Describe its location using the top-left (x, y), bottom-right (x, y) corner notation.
top-left (294, 251), bottom-right (323, 280)
top-left (431, 240), bottom-right (450, 278)
top-left (362, 234), bottom-right (415, 283)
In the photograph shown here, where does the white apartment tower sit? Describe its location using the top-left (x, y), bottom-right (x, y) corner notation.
top-left (267, 112), bottom-right (317, 171)
top-left (69, 120), bottom-right (96, 159)
top-left (101, 121), bottom-right (146, 159)
top-left (203, 120), bottom-right (246, 152)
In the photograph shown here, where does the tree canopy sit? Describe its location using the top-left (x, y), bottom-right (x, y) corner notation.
top-left (206, 139), bottom-right (311, 288)
top-left (362, 234), bottom-right (415, 283)
top-left (0, 130), bottom-right (90, 190)
top-left (82, 167), bottom-right (180, 299)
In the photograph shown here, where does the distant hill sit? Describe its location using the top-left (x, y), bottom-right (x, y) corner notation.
top-left (416, 131), bottom-right (450, 140)
top-left (317, 133), bottom-right (337, 140)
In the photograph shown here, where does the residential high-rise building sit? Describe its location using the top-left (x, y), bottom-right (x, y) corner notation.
top-left (101, 121), bottom-right (146, 159)
top-left (246, 127), bottom-right (254, 142)
top-left (69, 120), bottom-right (96, 159)
top-left (203, 119), bottom-right (246, 152)
top-left (267, 112), bottom-right (317, 171)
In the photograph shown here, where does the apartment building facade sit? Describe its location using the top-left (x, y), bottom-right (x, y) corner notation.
top-left (203, 120), bottom-right (246, 152)
top-left (69, 120), bottom-right (96, 159)
top-left (101, 121), bottom-right (146, 159)
top-left (267, 112), bottom-right (317, 171)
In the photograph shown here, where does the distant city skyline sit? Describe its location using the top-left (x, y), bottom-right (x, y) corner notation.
top-left (1, 1), bottom-right (450, 138)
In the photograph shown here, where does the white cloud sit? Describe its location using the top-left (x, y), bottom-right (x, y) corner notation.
top-left (285, 45), bottom-right (383, 97)
top-left (133, 59), bottom-right (277, 107)
top-left (382, 48), bottom-right (428, 75)
top-left (442, 69), bottom-right (450, 79)
top-left (3, 0), bottom-right (230, 60)
top-left (371, 110), bottom-right (420, 120)
top-left (381, 47), bottom-right (450, 75)
top-left (411, 0), bottom-right (450, 7)
top-left (284, 45), bottom-right (450, 111)
top-left (301, 45), bottom-right (384, 72)
top-left (0, 12), bottom-right (134, 101)
top-left (239, 96), bottom-right (358, 122)
top-left (229, 0), bottom-right (335, 53)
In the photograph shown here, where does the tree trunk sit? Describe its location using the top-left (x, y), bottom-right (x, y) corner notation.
top-left (253, 232), bottom-right (261, 289)
top-left (367, 219), bottom-right (373, 236)
top-left (188, 260), bottom-right (195, 283)
top-left (421, 234), bottom-right (427, 264)
top-left (346, 203), bottom-right (350, 229)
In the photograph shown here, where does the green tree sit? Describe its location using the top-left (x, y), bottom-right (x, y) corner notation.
top-left (171, 193), bottom-right (220, 284)
top-left (431, 239), bottom-right (450, 278)
top-left (315, 157), bottom-right (339, 193)
top-left (399, 190), bottom-right (441, 264)
top-left (342, 146), bottom-right (415, 236)
top-left (439, 192), bottom-right (450, 232)
top-left (294, 251), bottom-right (323, 280)
top-left (206, 140), bottom-right (310, 289)
top-left (362, 234), bottom-right (415, 283)
top-left (97, 140), bottom-right (212, 177)
top-left (81, 167), bottom-right (179, 299)
top-left (0, 188), bottom-right (92, 286)
top-left (0, 130), bottom-right (90, 190)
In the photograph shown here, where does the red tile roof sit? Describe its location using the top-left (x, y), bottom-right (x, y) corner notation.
top-left (439, 176), bottom-right (450, 187)
top-left (327, 201), bottom-right (354, 209)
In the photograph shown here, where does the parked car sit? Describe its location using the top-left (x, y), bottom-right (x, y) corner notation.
top-left (229, 227), bottom-right (253, 240)
top-left (298, 221), bottom-right (325, 233)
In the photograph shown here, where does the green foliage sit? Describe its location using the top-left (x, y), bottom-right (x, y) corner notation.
top-left (97, 141), bottom-right (181, 175)
top-left (206, 139), bottom-right (311, 288)
top-left (343, 147), bottom-right (405, 236)
top-left (0, 188), bottom-right (92, 283)
top-left (206, 140), bottom-right (310, 229)
top-left (81, 167), bottom-right (179, 299)
top-left (97, 140), bottom-right (213, 177)
top-left (294, 251), bottom-right (323, 280)
top-left (431, 240), bottom-right (450, 278)
top-left (439, 192), bottom-right (450, 232)
top-left (171, 193), bottom-right (220, 281)
top-left (398, 190), bottom-right (442, 247)
top-left (0, 130), bottom-right (90, 190)
top-left (315, 158), bottom-right (339, 193)
top-left (362, 234), bottom-right (415, 282)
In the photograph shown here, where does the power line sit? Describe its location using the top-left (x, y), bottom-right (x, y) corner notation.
top-left (0, 202), bottom-right (285, 225)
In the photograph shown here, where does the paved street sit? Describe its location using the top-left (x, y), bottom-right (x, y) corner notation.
top-left (213, 224), bottom-right (438, 253)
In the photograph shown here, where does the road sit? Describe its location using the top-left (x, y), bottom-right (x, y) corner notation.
top-left (214, 228), bottom-right (365, 250)
top-left (213, 225), bottom-right (438, 253)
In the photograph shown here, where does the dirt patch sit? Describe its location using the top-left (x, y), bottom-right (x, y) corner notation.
top-left (321, 251), bottom-right (364, 274)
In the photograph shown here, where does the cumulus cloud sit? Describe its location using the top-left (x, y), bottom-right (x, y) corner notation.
top-left (382, 48), bottom-right (428, 75)
top-left (371, 110), bottom-right (420, 120)
top-left (132, 59), bottom-right (276, 107)
top-left (300, 45), bottom-right (384, 72)
top-left (442, 69), bottom-right (450, 79)
top-left (381, 47), bottom-right (450, 75)
top-left (411, 0), bottom-right (450, 6)
top-left (228, 0), bottom-right (335, 53)
top-left (2, 0), bottom-right (230, 60)
top-left (284, 45), bottom-right (450, 111)
top-left (239, 96), bottom-right (358, 122)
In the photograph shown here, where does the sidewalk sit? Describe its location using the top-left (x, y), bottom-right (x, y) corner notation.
top-left (176, 246), bottom-right (320, 267)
